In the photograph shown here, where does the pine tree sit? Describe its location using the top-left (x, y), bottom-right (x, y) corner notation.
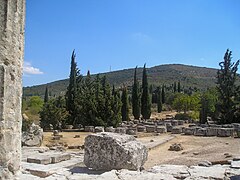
top-left (141, 64), bottom-right (151, 119)
top-left (44, 86), bottom-right (49, 103)
top-left (216, 49), bottom-right (240, 124)
top-left (65, 50), bottom-right (79, 125)
top-left (157, 86), bottom-right (162, 113)
top-left (121, 86), bottom-right (129, 121)
top-left (177, 81), bottom-right (181, 93)
top-left (132, 66), bottom-right (141, 119)
top-left (162, 85), bottom-right (165, 104)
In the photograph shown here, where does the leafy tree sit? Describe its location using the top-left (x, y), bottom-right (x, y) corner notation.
top-left (121, 86), bottom-right (129, 121)
top-left (44, 86), bottom-right (49, 103)
top-left (40, 96), bottom-right (69, 130)
top-left (132, 66), bottom-right (141, 119)
top-left (28, 96), bottom-right (44, 114)
top-left (141, 64), bottom-right (151, 119)
top-left (215, 49), bottom-right (240, 124)
top-left (157, 86), bottom-right (162, 113)
top-left (65, 50), bottom-right (79, 125)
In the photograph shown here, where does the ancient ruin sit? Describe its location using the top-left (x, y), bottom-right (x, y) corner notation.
top-left (0, 0), bottom-right (25, 179)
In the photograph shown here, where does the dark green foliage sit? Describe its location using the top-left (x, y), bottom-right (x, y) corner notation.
top-left (157, 87), bottom-right (162, 113)
top-left (121, 86), bottom-right (129, 121)
top-left (40, 96), bottom-right (69, 130)
top-left (161, 85), bottom-right (165, 104)
top-left (44, 86), bottom-right (49, 103)
top-left (175, 113), bottom-right (191, 120)
top-left (132, 66), bottom-right (141, 119)
top-left (173, 82), bottom-right (177, 93)
top-left (141, 64), bottom-right (151, 119)
top-left (65, 50), bottom-right (79, 125)
top-left (177, 81), bottom-right (181, 93)
top-left (215, 49), bottom-right (240, 124)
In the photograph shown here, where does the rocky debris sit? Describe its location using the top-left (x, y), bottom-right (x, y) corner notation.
top-left (195, 128), bottom-right (207, 136)
top-left (171, 127), bottom-right (182, 134)
top-left (74, 135), bottom-right (80, 138)
top-left (183, 127), bottom-right (195, 135)
top-left (84, 132), bottom-right (148, 171)
top-left (22, 123), bottom-right (43, 147)
top-left (127, 128), bottom-right (137, 135)
top-left (217, 128), bottom-right (234, 137)
top-left (206, 127), bottom-right (218, 136)
top-left (177, 120), bottom-right (184, 125)
top-left (198, 160), bottom-right (212, 167)
top-left (169, 143), bottom-right (183, 151)
top-left (115, 127), bottom-right (127, 134)
top-left (166, 123), bottom-right (173, 132)
top-left (171, 120), bottom-right (178, 126)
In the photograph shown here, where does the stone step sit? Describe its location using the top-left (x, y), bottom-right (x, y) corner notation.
top-left (27, 153), bottom-right (71, 165)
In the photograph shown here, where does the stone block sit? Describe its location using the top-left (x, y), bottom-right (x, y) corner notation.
top-left (171, 120), bottom-right (178, 126)
top-left (217, 128), bottom-right (234, 137)
top-left (194, 128), bottom-right (207, 136)
top-left (105, 126), bottom-right (115, 132)
top-left (177, 120), bottom-right (184, 125)
top-left (146, 125), bottom-right (155, 133)
top-left (137, 126), bottom-right (146, 132)
top-left (156, 126), bottom-right (166, 133)
top-left (51, 153), bottom-right (71, 164)
top-left (115, 127), bottom-right (126, 134)
top-left (127, 128), bottom-right (137, 135)
top-left (206, 127), bottom-right (218, 136)
top-left (184, 127), bottom-right (195, 135)
top-left (27, 156), bottom-right (52, 165)
top-left (84, 132), bottom-right (148, 170)
top-left (84, 126), bottom-right (95, 132)
top-left (95, 126), bottom-right (105, 132)
top-left (171, 127), bottom-right (182, 134)
top-left (165, 123), bottom-right (172, 132)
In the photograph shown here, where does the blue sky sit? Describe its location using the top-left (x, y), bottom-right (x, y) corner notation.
top-left (23, 0), bottom-right (240, 87)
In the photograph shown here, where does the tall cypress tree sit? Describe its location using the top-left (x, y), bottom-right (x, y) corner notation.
top-left (141, 64), bottom-right (151, 119)
top-left (121, 86), bottom-right (129, 121)
top-left (173, 82), bottom-right (177, 93)
top-left (177, 81), bottom-right (181, 93)
top-left (44, 86), bottom-right (49, 103)
top-left (132, 66), bottom-right (141, 119)
top-left (216, 49), bottom-right (240, 124)
top-left (66, 50), bottom-right (78, 125)
top-left (161, 85), bottom-right (165, 104)
top-left (157, 86), bottom-right (162, 113)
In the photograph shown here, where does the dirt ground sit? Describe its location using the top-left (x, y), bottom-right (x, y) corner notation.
top-left (43, 131), bottom-right (240, 170)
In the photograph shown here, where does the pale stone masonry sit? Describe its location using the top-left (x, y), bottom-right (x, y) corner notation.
top-left (0, 0), bottom-right (25, 179)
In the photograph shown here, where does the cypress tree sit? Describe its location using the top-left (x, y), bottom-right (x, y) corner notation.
top-left (216, 49), bottom-right (240, 124)
top-left (66, 50), bottom-right (78, 125)
top-left (161, 85), bottom-right (165, 104)
top-left (121, 86), bottom-right (129, 121)
top-left (141, 64), bottom-right (151, 119)
top-left (157, 86), bottom-right (162, 113)
top-left (44, 86), bottom-right (49, 103)
top-left (173, 82), bottom-right (177, 93)
top-left (177, 81), bottom-right (181, 93)
top-left (132, 66), bottom-right (141, 119)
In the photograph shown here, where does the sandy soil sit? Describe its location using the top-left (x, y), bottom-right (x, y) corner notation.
top-left (144, 135), bottom-right (240, 169)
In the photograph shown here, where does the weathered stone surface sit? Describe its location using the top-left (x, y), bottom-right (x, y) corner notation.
top-left (27, 156), bottom-right (52, 165)
top-left (217, 128), bottom-right (234, 137)
top-left (166, 123), bottom-right (173, 132)
top-left (51, 153), bottom-right (71, 164)
top-left (156, 126), bottom-right (166, 133)
top-left (198, 160), bottom-right (212, 167)
top-left (146, 125), bottom-right (155, 133)
top-left (184, 127), bottom-right (195, 135)
top-left (115, 127), bottom-right (126, 134)
top-left (0, 0), bottom-right (25, 178)
top-left (105, 126), bottom-right (115, 132)
top-left (126, 128), bottom-right (137, 135)
top-left (84, 126), bottom-right (95, 132)
top-left (95, 126), bottom-right (104, 132)
top-left (194, 128), bottom-right (206, 136)
top-left (171, 127), bottom-right (182, 134)
top-left (84, 132), bottom-right (148, 170)
top-left (171, 120), bottom-right (178, 126)
top-left (231, 161), bottom-right (240, 169)
top-left (137, 126), bottom-right (146, 132)
top-left (22, 124), bottom-right (43, 147)
top-left (206, 127), bottom-right (218, 136)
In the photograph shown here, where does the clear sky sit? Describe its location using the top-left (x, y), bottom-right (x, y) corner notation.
top-left (23, 0), bottom-right (240, 87)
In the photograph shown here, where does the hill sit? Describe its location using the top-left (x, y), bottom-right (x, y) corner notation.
top-left (23, 64), bottom-right (218, 97)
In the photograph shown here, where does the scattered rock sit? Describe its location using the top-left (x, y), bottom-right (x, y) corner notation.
top-left (169, 143), bottom-right (183, 151)
top-left (198, 160), bottom-right (212, 167)
top-left (150, 139), bottom-right (154, 142)
top-left (84, 132), bottom-right (148, 170)
top-left (95, 126), bottom-right (105, 132)
top-left (74, 135), bottom-right (80, 138)
top-left (22, 123), bottom-right (43, 147)
top-left (193, 152), bottom-right (199, 155)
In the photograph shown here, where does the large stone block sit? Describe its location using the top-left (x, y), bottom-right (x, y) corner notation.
top-left (84, 126), bottom-right (95, 132)
top-left (206, 127), bottom-right (218, 136)
top-left (146, 125), bottom-right (155, 133)
top-left (194, 128), bottom-right (207, 136)
top-left (217, 128), bottom-right (234, 137)
top-left (183, 127), bottom-right (196, 135)
top-left (84, 132), bottom-right (148, 171)
top-left (137, 126), bottom-right (146, 132)
top-left (166, 123), bottom-right (173, 132)
top-left (156, 126), bottom-right (166, 133)
top-left (171, 127), bottom-right (182, 134)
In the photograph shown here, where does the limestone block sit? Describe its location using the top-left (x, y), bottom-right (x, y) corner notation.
top-left (137, 126), bottom-right (146, 132)
top-left (95, 126), bottom-right (104, 132)
top-left (156, 126), bottom-right (166, 133)
top-left (84, 126), bottom-right (95, 132)
top-left (217, 128), bottom-right (234, 137)
top-left (206, 127), bottom-right (218, 136)
top-left (171, 127), bottom-right (182, 134)
top-left (105, 126), bottom-right (115, 132)
top-left (115, 127), bottom-right (126, 134)
top-left (146, 125), bottom-right (155, 133)
top-left (194, 128), bottom-right (207, 136)
top-left (177, 120), bottom-right (184, 125)
top-left (84, 132), bottom-right (148, 170)
top-left (183, 127), bottom-right (195, 135)
top-left (171, 120), bottom-right (178, 126)
top-left (165, 123), bottom-right (173, 132)
top-left (27, 156), bottom-right (52, 165)
top-left (51, 153), bottom-right (71, 164)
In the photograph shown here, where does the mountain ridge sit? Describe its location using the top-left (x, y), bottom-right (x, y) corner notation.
top-left (23, 64), bottom-right (218, 97)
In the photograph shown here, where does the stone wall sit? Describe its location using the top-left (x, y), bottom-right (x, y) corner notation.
top-left (0, 0), bottom-right (25, 179)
